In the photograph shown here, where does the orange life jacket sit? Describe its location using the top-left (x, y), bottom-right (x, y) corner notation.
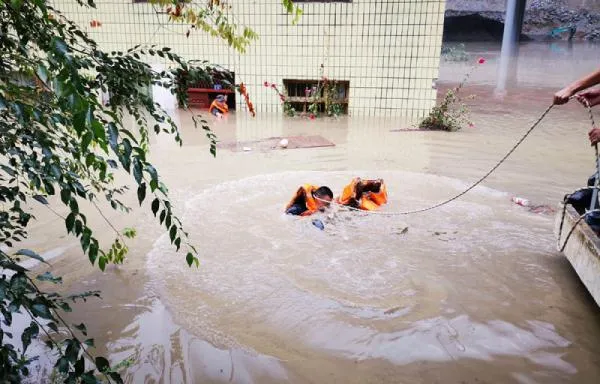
top-left (209, 99), bottom-right (229, 114)
top-left (286, 184), bottom-right (320, 216)
top-left (337, 178), bottom-right (388, 211)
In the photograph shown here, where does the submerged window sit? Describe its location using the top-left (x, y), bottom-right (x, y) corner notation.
top-left (283, 79), bottom-right (349, 114)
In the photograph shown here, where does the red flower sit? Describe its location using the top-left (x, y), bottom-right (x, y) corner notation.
top-left (279, 95), bottom-right (285, 102)
top-left (478, 57), bottom-right (486, 64)
top-left (468, 123), bottom-right (475, 128)
top-left (271, 84), bottom-right (276, 89)
top-left (309, 114), bottom-right (316, 120)
top-left (264, 81), bottom-right (269, 87)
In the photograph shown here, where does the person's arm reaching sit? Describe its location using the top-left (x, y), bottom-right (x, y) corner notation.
top-left (576, 89), bottom-right (600, 108)
top-left (554, 68), bottom-right (600, 105)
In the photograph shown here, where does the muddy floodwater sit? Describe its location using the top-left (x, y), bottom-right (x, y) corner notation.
top-left (24, 42), bottom-right (600, 383)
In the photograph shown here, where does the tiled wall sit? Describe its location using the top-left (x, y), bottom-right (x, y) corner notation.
top-left (53, 0), bottom-right (446, 118)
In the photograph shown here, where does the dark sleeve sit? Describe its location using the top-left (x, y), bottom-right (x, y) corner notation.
top-left (286, 203), bottom-right (307, 216)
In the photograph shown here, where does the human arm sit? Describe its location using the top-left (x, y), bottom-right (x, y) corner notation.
top-left (554, 68), bottom-right (600, 105)
top-left (576, 89), bottom-right (600, 108)
top-left (589, 128), bottom-right (600, 146)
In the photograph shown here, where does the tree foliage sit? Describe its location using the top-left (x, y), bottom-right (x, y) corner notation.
top-left (0, 0), bottom-right (207, 380)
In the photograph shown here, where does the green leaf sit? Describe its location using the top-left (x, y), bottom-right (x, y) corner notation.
top-left (137, 183), bottom-right (146, 205)
top-left (37, 272), bottom-right (62, 284)
top-left (1, 164), bottom-right (15, 176)
top-left (99, 256), bottom-right (106, 271)
top-left (10, 0), bottom-right (23, 10)
top-left (73, 111), bottom-right (86, 134)
top-left (149, 179), bottom-right (158, 192)
top-left (56, 357), bottom-right (70, 373)
top-left (82, 372), bottom-right (100, 384)
top-left (81, 131), bottom-right (93, 151)
top-left (159, 210), bottom-right (166, 224)
top-left (60, 188), bottom-right (71, 205)
top-left (186, 252), bottom-right (194, 267)
top-left (92, 120), bottom-right (106, 143)
top-left (88, 240), bottom-right (98, 264)
top-left (36, 64), bottom-right (49, 84)
top-left (65, 212), bottom-right (76, 233)
top-left (122, 227), bottom-right (136, 239)
top-left (75, 219), bottom-right (83, 236)
top-left (15, 249), bottom-right (46, 264)
top-left (22, 322), bottom-right (39, 353)
top-left (69, 198), bottom-right (79, 214)
top-left (65, 338), bottom-right (80, 360)
top-left (48, 322), bottom-right (59, 332)
top-left (151, 198), bottom-right (159, 216)
top-left (132, 159), bottom-right (143, 184)
top-left (84, 338), bottom-right (95, 347)
top-left (74, 323), bottom-right (87, 336)
top-left (81, 229), bottom-right (92, 253)
top-left (145, 164), bottom-right (158, 182)
top-left (75, 356), bottom-right (85, 376)
top-left (108, 372), bottom-right (124, 384)
top-left (32, 195), bottom-right (48, 205)
top-left (86, 153), bottom-right (95, 167)
top-left (31, 303), bottom-right (53, 319)
top-left (174, 237), bottom-right (181, 251)
top-left (169, 225), bottom-right (177, 242)
top-left (53, 37), bottom-right (69, 55)
top-left (95, 356), bottom-right (110, 372)
top-left (107, 123), bottom-right (119, 151)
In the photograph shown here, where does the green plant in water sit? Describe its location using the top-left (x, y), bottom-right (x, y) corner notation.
top-left (323, 80), bottom-right (343, 117)
top-left (419, 89), bottom-right (474, 132)
top-left (419, 57), bottom-right (485, 131)
top-left (283, 101), bottom-right (296, 117)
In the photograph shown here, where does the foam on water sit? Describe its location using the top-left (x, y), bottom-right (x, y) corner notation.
top-left (146, 170), bottom-right (575, 372)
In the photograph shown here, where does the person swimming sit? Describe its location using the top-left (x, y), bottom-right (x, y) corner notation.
top-left (285, 185), bottom-right (334, 216)
top-left (337, 178), bottom-right (388, 211)
top-left (209, 94), bottom-right (229, 117)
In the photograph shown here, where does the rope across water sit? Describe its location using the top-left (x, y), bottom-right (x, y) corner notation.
top-left (317, 100), bottom-right (598, 223)
top-left (317, 103), bottom-right (557, 215)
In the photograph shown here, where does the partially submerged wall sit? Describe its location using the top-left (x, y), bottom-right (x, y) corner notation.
top-left (54, 1), bottom-right (447, 118)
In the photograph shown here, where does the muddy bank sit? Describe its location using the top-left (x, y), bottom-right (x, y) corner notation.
top-left (445, 0), bottom-right (600, 42)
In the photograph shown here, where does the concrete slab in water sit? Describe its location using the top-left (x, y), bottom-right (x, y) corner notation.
top-left (217, 135), bottom-right (335, 152)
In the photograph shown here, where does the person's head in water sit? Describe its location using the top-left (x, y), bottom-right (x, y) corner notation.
top-left (313, 186), bottom-right (333, 210)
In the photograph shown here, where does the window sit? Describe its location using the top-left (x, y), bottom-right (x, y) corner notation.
top-left (283, 79), bottom-right (349, 114)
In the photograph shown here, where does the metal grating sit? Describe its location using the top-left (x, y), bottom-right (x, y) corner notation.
top-left (52, 0), bottom-right (446, 118)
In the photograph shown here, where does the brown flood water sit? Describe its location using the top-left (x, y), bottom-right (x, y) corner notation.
top-left (24, 42), bottom-right (600, 383)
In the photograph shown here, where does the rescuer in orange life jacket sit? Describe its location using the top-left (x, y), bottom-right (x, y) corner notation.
top-left (285, 178), bottom-right (388, 217)
top-left (285, 185), bottom-right (334, 216)
top-left (209, 94), bottom-right (229, 117)
top-left (337, 178), bottom-right (388, 211)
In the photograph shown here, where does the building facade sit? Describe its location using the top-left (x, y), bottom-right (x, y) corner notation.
top-left (55, 0), bottom-right (446, 118)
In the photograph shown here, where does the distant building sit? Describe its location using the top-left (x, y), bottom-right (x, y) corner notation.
top-left (55, 0), bottom-right (446, 117)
